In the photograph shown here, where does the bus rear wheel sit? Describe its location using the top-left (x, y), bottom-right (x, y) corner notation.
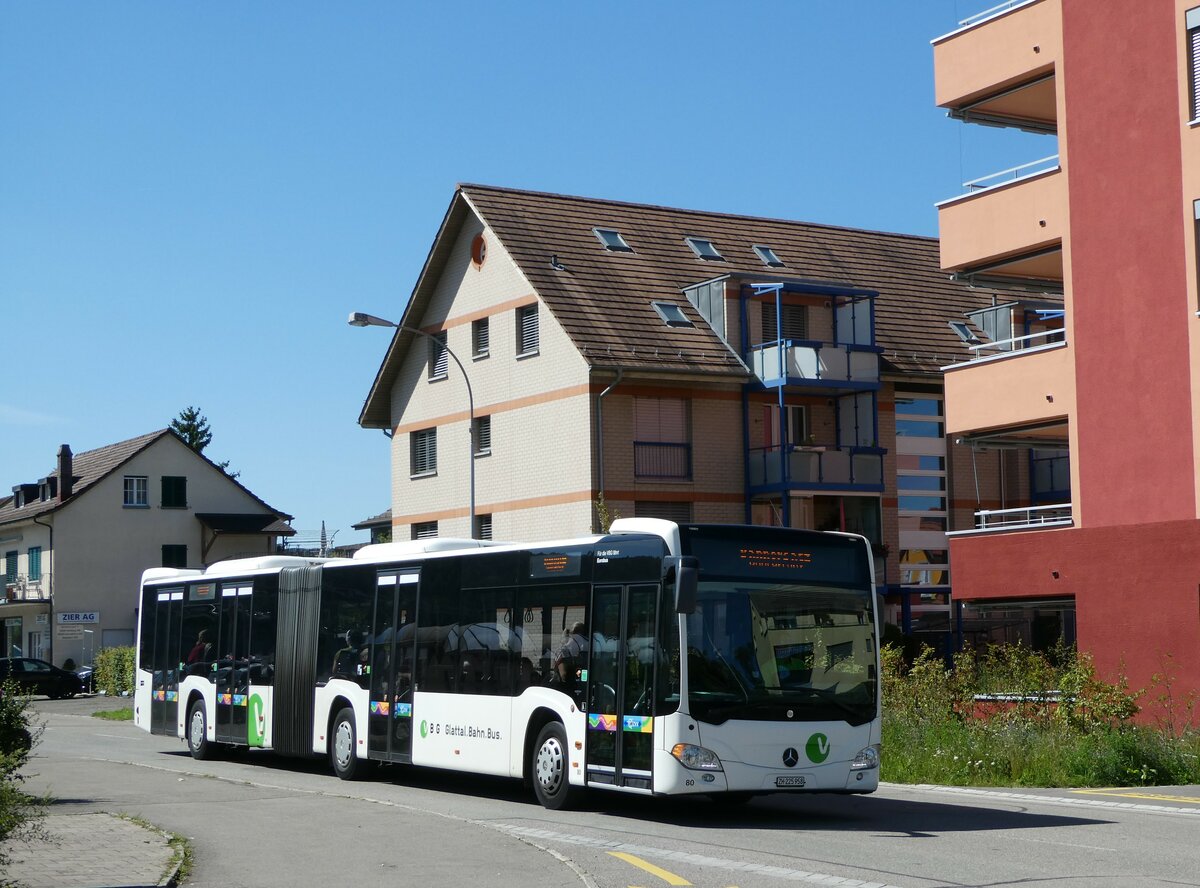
top-left (330, 707), bottom-right (366, 780)
top-left (531, 722), bottom-right (576, 810)
top-left (187, 701), bottom-right (215, 760)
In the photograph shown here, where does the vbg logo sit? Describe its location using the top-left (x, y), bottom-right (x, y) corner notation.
top-left (806, 732), bottom-right (830, 763)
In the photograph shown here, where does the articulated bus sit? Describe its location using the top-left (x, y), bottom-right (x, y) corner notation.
top-left (134, 519), bottom-right (881, 808)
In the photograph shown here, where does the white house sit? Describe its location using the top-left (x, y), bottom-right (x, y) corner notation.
top-left (0, 429), bottom-right (294, 668)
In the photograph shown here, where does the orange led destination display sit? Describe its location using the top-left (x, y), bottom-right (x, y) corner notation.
top-left (739, 547), bottom-right (813, 571)
top-left (529, 551), bottom-right (582, 579)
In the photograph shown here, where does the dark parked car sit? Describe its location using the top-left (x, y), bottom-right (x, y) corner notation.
top-left (0, 657), bottom-right (85, 699)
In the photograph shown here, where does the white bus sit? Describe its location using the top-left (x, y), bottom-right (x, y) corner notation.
top-left (134, 519), bottom-right (881, 808)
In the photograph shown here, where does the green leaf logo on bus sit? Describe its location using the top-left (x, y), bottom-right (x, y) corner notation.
top-left (248, 694), bottom-right (266, 747)
top-left (806, 732), bottom-right (830, 763)
top-left (420, 719), bottom-right (428, 739)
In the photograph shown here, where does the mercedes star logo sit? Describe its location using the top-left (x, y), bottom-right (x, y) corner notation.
top-left (782, 747), bottom-right (799, 768)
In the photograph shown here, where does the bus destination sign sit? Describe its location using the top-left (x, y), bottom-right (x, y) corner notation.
top-left (739, 547), bottom-right (813, 571)
top-left (529, 551), bottom-right (582, 579)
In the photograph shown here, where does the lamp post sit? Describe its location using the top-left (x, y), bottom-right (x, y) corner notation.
top-left (348, 311), bottom-right (476, 540)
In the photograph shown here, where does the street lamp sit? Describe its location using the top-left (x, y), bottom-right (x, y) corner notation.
top-left (349, 311), bottom-right (476, 539)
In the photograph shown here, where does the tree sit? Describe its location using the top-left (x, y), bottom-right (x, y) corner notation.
top-left (171, 406), bottom-right (238, 478)
top-left (171, 406), bottom-right (213, 453)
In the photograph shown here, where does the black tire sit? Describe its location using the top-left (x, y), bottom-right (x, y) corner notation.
top-left (187, 701), bottom-right (215, 760)
top-left (531, 721), bottom-right (576, 810)
top-left (330, 707), bottom-right (366, 780)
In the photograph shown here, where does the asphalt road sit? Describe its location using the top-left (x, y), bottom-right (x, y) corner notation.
top-left (21, 696), bottom-right (1200, 888)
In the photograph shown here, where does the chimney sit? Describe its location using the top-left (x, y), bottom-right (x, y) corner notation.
top-left (57, 445), bottom-right (73, 502)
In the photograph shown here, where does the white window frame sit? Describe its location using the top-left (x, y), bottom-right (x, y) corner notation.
top-left (472, 317), bottom-right (490, 359)
top-left (473, 415), bottom-right (491, 456)
top-left (428, 331), bottom-right (449, 380)
top-left (123, 475), bottom-right (149, 507)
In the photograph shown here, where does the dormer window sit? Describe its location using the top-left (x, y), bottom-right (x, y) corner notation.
top-left (753, 244), bottom-right (785, 267)
top-left (593, 227), bottom-right (633, 252)
top-left (949, 321), bottom-right (982, 345)
top-left (685, 237), bottom-right (724, 261)
top-left (652, 302), bottom-right (694, 328)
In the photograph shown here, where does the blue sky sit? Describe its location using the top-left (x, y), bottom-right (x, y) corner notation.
top-left (0, 2), bottom-right (1049, 545)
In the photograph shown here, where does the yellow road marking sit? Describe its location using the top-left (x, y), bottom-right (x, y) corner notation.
top-left (1071, 789), bottom-right (1200, 805)
top-left (607, 851), bottom-right (692, 886)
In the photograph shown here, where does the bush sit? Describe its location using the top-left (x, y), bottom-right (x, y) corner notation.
top-left (880, 641), bottom-right (1200, 787)
top-left (93, 646), bottom-right (136, 696)
top-left (0, 679), bottom-right (46, 871)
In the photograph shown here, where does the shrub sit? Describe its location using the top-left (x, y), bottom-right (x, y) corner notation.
top-left (0, 679), bottom-right (46, 871)
top-left (94, 646), bottom-right (136, 696)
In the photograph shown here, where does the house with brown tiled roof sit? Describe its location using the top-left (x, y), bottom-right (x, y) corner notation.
top-left (0, 429), bottom-right (294, 668)
top-left (356, 184), bottom-right (1048, 644)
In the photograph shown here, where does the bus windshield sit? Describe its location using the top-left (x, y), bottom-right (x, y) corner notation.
top-left (684, 580), bottom-right (877, 727)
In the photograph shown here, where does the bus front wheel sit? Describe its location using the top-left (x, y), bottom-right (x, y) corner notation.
top-left (531, 722), bottom-right (576, 810)
top-left (330, 707), bottom-right (365, 780)
top-left (187, 701), bottom-right (215, 760)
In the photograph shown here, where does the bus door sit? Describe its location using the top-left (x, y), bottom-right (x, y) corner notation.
top-left (585, 583), bottom-right (660, 791)
top-left (368, 569), bottom-right (419, 762)
top-left (150, 587), bottom-right (184, 735)
top-left (215, 583), bottom-right (253, 744)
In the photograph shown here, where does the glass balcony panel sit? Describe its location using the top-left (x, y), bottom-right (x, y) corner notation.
top-left (853, 453), bottom-right (883, 485)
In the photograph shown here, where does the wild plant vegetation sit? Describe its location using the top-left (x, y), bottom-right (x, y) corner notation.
top-left (93, 646), bottom-right (136, 697)
top-left (881, 643), bottom-right (1200, 787)
top-left (0, 679), bottom-right (46, 873)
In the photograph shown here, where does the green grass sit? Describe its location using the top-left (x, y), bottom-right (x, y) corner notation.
top-left (91, 708), bottom-right (133, 722)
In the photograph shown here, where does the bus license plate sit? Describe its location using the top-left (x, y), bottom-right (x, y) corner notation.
top-left (775, 775), bottom-right (806, 788)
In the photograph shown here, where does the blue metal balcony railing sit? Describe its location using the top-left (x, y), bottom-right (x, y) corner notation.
top-left (750, 340), bottom-right (880, 389)
top-left (634, 441), bottom-right (692, 480)
top-left (748, 445), bottom-right (883, 489)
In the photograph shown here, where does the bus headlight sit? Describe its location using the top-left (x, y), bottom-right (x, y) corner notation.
top-left (671, 743), bottom-right (723, 771)
top-left (849, 744), bottom-right (880, 771)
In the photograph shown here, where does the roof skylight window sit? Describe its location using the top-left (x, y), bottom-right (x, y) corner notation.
top-left (652, 302), bottom-right (694, 328)
top-left (685, 237), bottom-right (724, 261)
top-left (593, 227), bottom-right (634, 252)
top-left (753, 244), bottom-right (785, 267)
top-left (949, 321), bottom-right (982, 345)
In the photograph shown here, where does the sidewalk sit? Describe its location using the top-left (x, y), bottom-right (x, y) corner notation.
top-left (4, 812), bottom-right (180, 888)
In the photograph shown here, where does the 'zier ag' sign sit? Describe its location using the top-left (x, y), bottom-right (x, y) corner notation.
top-left (57, 612), bottom-right (99, 625)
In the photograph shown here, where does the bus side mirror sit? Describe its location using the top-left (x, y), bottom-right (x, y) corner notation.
top-left (673, 556), bottom-right (699, 614)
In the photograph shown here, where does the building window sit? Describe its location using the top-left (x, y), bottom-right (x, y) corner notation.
top-left (592, 227), bottom-right (634, 252)
top-left (123, 475), bottom-right (148, 507)
top-left (411, 428), bottom-right (437, 476)
top-left (762, 303), bottom-right (809, 342)
top-left (473, 415), bottom-right (491, 456)
top-left (4, 551), bottom-right (16, 583)
top-left (161, 476), bottom-right (187, 508)
top-left (429, 331), bottom-right (449, 380)
top-left (1190, 8), bottom-right (1200, 121)
top-left (412, 521), bottom-right (438, 540)
top-left (684, 237), bottom-right (724, 261)
top-left (162, 545), bottom-right (188, 569)
top-left (475, 514), bottom-right (493, 541)
top-left (472, 318), bottom-right (490, 358)
top-left (517, 305), bottom-right (539, 356)
top-left (753, 244), bottom-right (785, 267)
top-left (634, 501), bottom-right (693, 523)
top-left (652, 302), bottom-right (694, 328)
top-left (634, 397), bottom-right (691, 479)
top-left (27, 547), bottom-right (41, 582)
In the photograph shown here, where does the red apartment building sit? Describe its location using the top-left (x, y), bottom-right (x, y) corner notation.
top-left (933, 0), bottom-right (1200, 705)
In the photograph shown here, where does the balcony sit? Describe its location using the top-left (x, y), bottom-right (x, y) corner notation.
top-left (944, 338), bottom-right (1072, 437)
top-left (751, 340), bottom-right (880, 391)
top-left (748, 445), bottom-right (884, 492)
top-left (933, 0), bottom-right (1060, 134)
top-left (938, 162), bottom-right (1064, 276)
top-left (634, 442), bottom-right (691, 480)
top-left (949, 502), bottom-right (1072, 536)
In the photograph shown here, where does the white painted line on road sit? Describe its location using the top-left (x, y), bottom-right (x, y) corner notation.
top-left (494, 825), bottom-right (912, 888)
top-left (889, 783), bottom-right (1200, 818)
top-left (1011, 835), bottom-right (1117, 853)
